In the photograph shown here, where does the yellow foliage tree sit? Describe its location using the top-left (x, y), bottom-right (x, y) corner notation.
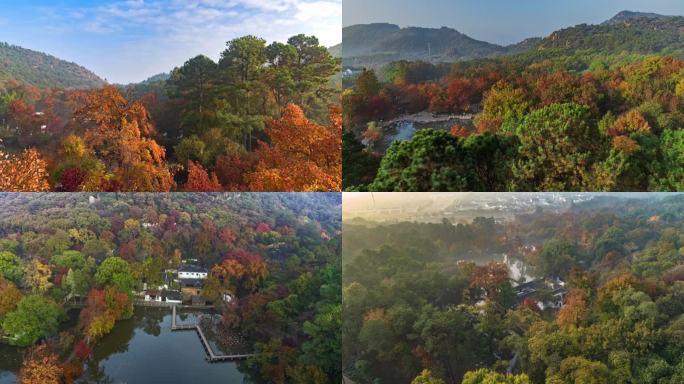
top-left (0, 149), bottom-right (50, 191)
top-left (23, 259), bottom-right (53, 294)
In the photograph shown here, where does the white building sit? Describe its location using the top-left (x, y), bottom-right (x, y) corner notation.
top-left (144, 289), bottom-right (182, 304)
top-left (178, 264), bottom-right (208, 280)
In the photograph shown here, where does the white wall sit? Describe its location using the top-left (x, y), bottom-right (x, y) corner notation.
top-left (178, 271), bottom-right (207, 279)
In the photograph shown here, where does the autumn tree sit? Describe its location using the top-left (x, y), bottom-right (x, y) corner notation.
top-left (557, 289), bottom-right (590, 327)
top-left (475, 81), bottom-right (530, 132)
top-left (79, 286), bottom-right (132, 340)
top-left (0, 274), bottom-right (21, 319)
top-left (412, 370), bottom-right (447, 384)
top-left (0, 149), bottom-right (50, 191)
top-left (181, 161), bottom-right (222, 192)
top-left (51, 135), bottom-right (105, 192)
top-left (203, 249), bottom-right (267, 300)
top-left (72, 86), bottom-right (174, 191)
top-left (18, 344), bottom-right (63, 384)
top-left (547, 357), bottom-right (615, 384)
top-left (462, 369), bottom-right (531, 384)
top-left (469, 262), bottom-right (515, 307)
top-left (247, 104), bottom-right (341, 191)
top-left (23, 259), bottom-right (53, 293)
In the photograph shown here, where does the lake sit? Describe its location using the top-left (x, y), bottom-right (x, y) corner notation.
top-left (0, 307), bottom-right (249, 384)
top-left (377, 114), bottom-right (474, 153)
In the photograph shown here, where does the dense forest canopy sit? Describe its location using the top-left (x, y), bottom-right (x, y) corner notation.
top-left (343, 194), bottom-right (684, 384)
top-left (0, 193), bottom-right (341, 383)
top-left (0, 34), bottom-right (342, 192)
top-left (343, 13), bottom-right (684, 191)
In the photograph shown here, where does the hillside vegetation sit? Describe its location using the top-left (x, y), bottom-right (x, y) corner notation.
top-left (0, 43), bottom-right (104, 89)
top-left (343, 12), bottom-right (684, 66)
top-left (343, 12), bottom-right (684, 191)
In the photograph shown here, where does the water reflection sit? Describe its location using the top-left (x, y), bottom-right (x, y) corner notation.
top-left (0, 307), bottom-right (250, 384)
top-left (79, 307), bottom-right (247, 384)
top-left (0, 343), bottom-right (23, 384)
top-left (379, 117), bottom-right (474, 152)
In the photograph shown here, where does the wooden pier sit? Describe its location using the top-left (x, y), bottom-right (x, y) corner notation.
top-left (170, 306), bottom-right (255, 363)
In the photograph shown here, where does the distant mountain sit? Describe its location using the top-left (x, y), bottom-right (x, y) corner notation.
top-left (602, 10), bottom-right (670, 25)
top-left (506, 37), bottom-right (543, 55)
top-left (343, 11), bottom-right (684, 67)
top-left (0, 43), bottom-right (105, 89)
top-left (342, 23), bottom-right (506, 65)
top-left (533, 12), bottom-right (684, 55)
top-left (140, 73), bottom-right (170, 84)
top-left (328, 44), bottom-right (342, 58)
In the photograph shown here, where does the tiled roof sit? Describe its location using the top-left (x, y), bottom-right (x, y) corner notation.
top-left (178, 264), bottom-right (208, 273)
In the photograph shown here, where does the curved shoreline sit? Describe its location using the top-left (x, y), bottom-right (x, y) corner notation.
top-left (380, 111), bottom-right (474, 127)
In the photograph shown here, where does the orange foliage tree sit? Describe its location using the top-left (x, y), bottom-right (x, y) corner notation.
top-left (72, 86), bottom-right (174, 191)
top-left (203, 249), bottom-right (268, 299)
top-left (450, 124), bottom-right (471, 139)
top-left (557, 289), bottom-right (589, 327)
top-left (0, 274), bottom-right (22, 317)
top-left (610, 110), bottom-right (652, 136)
top-left (18, 344), bottom-right (63, 384)
top-left (247, 103), bottom-right (341, 191)
top-left (469, 262), bottom-right (511, 302)
top-left (79, 287), bottom-right (132, 341)
top-left (182, 161), bottom-right (222, 192)
top-left (0, 149), bottom-right (50, 191)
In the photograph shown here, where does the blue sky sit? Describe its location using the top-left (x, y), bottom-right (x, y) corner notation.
top-left (0, 0), bottom-right (341, 83)
top-left (343, 0), bottom-right (684, 45)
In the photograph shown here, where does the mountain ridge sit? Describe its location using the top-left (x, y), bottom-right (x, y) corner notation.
top-left (602, 10), bottom-right (671, 25)
top-left (342, 11), bottom-right (684, 66)
top-left (342, 23), bottom-right (505, 64)
top-left (0, 42), bottom-right (105, 89)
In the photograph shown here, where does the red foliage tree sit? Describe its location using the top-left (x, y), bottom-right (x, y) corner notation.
top-left (57, 168), bottom-right (88, 192)
top-left (182, 161), bottom-right (222, 192)
top-left (74, 339), bottom-right (92, 360)
top-left (256, 223), bottom-right (271, 233)
top-left (450, 124), bottom-right (471, 139)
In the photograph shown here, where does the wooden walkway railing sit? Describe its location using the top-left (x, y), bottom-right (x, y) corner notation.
top-left (170, 306), bottom-right (255, 363)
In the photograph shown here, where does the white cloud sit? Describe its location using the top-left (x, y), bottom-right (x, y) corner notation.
top-left (32, 0), bottom-right (341, 83)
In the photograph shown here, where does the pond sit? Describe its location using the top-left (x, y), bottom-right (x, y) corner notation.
top-left (0, 307), bottom-right (249, 384)
top-left (377, 115), bottom-right (474, 153)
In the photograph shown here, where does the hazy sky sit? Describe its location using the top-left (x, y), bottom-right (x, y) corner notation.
top-left (343, 0), bottom-right (684, 45)
top-left (343, 192), bottom-right (677, 213)
top-left (0, 0), bottom-right (341, 84)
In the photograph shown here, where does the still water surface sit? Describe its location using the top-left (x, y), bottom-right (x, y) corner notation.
top-left (379, 117), bottom-right (474, 152)
top-left (0, 307), bottom-right (247, 384)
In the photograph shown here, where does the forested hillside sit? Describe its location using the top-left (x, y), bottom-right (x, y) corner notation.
top-left (342, 23), bottom-right (505, 65)
top-left (0, 192), bottom-right (341, 383)
top-left (343, 194), bottom-right (684, 384)
top-left (342, 12), bottom-right (684, 66)
top-left (343, 12), bottom-right (684, 191)
top-left (0, 43), bottom-right (104, 89)
top-left (0, 34), bottom-right (342, 192)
